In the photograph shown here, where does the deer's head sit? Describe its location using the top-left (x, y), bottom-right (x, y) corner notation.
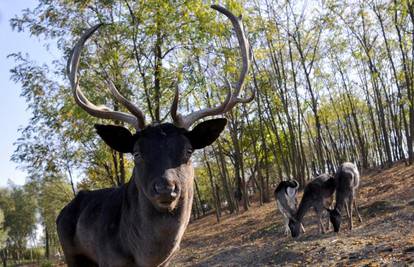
top-left (94, 120), bottom-right (225, 211)
top-left (67, 5), bottom-right (253, 212)
top-left (328, 208), bottom-right (341, 232)
top-left (288, 218), bottom-right (301, 238)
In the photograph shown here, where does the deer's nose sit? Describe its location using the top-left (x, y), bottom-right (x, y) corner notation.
top-left (153, 180), bottom-right (177, 197)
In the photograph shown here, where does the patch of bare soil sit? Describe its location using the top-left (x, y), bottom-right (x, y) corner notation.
top-left (172, 162), bottom-right (414, 266)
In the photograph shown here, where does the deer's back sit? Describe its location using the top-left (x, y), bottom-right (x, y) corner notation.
top-left (305, 174), bottom-right (336, 200)
top-left (336, 163), bottom-right (360, 192)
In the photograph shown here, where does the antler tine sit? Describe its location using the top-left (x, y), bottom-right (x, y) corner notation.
top-left (67, 24), bottom-right (144, 130)
top-left (224, 85), bottom-right (255, 112)
top-left (170, 80), bottom-right (232, 129)
top-left (170, 84), bottom-right (181, 125)
top-left (171, 5), bottom-right (253, 129)
top-left (107, 79), bottom-right (145, 129)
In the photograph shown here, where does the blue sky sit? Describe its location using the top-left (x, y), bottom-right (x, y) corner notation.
top-left (0, 0), bottom-right (61, 187)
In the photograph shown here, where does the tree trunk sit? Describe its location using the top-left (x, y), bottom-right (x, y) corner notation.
top-left (204, 150), bottom-right (221, 223)
top-left (214, 143), bottom-right (235, 214)
top-left (45, 226), bottom-right (50, 259)
top-left (194, 179), bottom-right (205, 216)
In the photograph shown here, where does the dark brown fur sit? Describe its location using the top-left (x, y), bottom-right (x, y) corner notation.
top-left (57, 120), bottom-right (226, 267)
top-left (288, 174), bottom-right (336, 238)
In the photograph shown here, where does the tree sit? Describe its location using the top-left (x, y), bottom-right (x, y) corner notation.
top-left (0, 208), bottom-right (9, 266)
top-left (35, 178), bottom-right (72, 258)
top-left (0, 185), bottom-right (36, 264)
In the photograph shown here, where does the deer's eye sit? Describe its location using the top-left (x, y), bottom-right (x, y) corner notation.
top-left (182, 148), bottom-right (193, 162)
top-left (133, 151), bottom-right (141, 160)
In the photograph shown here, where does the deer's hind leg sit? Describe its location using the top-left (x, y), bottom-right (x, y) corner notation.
top-left (314, 206), bottom-right (326, 234)
top-left (348, 193), bottom-right (354, 230)
top-left (284, 216), bottom-right (290, 236)
top-left (353, 192), bottom-right (363, 223)
top-left (344, 201), bottom-right (351, 219)
top-left (324, 195), bottom-right (334, 231)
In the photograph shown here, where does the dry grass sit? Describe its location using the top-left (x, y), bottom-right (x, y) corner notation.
top-left (173, 162), bottom-right (414, 266)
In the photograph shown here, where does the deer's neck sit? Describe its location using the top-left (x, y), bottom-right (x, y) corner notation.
top-left (295, 193), bottom-right (312, 222)
top-left (334, 189), bottom-right (347, 213)
top-left (120, 177), bottom-right (193, 266)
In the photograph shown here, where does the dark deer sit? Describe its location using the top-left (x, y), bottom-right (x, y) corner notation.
top-left (328, 162), bottom-right (363, 232)
top-left (288, 174), bottom-right (336, 238)
top-left (56, 5), bottom-right (253, 267)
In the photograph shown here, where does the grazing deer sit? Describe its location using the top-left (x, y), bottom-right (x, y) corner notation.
top-left (56, 5), bottom-right (253, 267)
top-left (288, 174), bottom-right (336, 238)
top-left (274, 180), bottom-right (305, 236)
top-left (328, 162), bottom-right (362, 232)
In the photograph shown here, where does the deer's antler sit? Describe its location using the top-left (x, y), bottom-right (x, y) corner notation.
top-left (67, 24), bottom-right (146, 130)
top-left (170, 5), bottom-right (253, 129)
top-left (69, 5), bottom-right (253, 131)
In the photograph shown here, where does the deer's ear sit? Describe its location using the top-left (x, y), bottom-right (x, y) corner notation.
top-left (95, 124), bottom-right (135, 153)
top-left (186, 118), bottom-right (227, 150)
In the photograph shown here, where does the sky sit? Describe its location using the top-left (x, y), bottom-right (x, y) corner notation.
top-left (0, 0), bottom-right (61, 187)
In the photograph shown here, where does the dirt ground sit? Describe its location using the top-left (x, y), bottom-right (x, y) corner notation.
top-left (172, 162), bottom-right (414, 266)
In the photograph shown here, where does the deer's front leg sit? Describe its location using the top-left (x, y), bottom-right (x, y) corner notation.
top-left (353, 193), bottom-right (363, 223)
top-left (348, 194), bottom-right (354, 230)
